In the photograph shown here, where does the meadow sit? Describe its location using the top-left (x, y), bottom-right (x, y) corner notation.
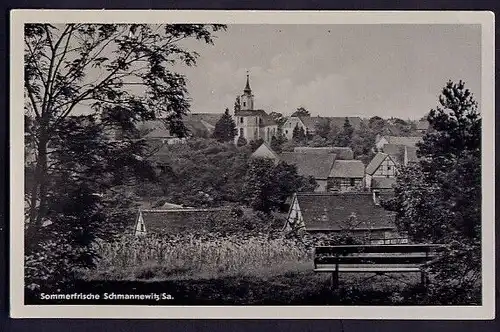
top-left (44, 232), bottom-right (451, 306)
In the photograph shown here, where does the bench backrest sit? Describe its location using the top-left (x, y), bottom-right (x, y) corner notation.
top-left (314, 244), bottom-right (444, 267)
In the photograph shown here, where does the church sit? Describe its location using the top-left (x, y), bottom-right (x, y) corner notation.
top-left (233, 74), bottom-right (278, 144)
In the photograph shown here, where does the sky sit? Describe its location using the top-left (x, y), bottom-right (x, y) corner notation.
top-left (178, 24), bottom-right (481, 120)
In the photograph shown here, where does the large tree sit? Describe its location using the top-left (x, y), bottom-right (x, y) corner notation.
top-left (213, 108), bottom-right (237, 142)
top-left (291, 106), bottom-right (310, 117)
top-left (24, 23), bottom-right (226, 288)
top-left (242, 159), bottom-right (317, 213)
top-left (382, 81), bottom-right (481, 303)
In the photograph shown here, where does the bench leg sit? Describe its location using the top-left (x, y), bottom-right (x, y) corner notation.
top-left (331, 266), bottom-right (339, 291)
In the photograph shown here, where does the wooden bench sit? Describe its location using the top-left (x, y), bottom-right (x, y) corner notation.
top-left (313, 244), bottom-right (444, 289)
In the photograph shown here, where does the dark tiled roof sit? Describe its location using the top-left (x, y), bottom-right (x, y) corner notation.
top-left (294, 193), bottom-right (396, 231)
top-left (185, 113), bottom-right (222, 127)
top-left (365, 152), bottom-right (389, 175)
top-left (382, 144), bottom-right (405, 164)
top-left (293, 146), bottom-right (354, 160)
top-left (280, 152), bottom-right (336, 179)
top-left (385, 136), bottom-right (422, 147)
top-left (372, 177), bottom-right (397, 189)
top-left (329, 160), bottom-right (365, 178)
top-left (251, 142), bottom-right (280, 161)
top-left (405, 146), bottom-right (418, 163)
top-left (139, 208), bottom-right (235, 234)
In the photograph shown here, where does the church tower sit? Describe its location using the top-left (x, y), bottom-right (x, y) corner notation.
top-left (240, 72), bottom-right (254, 111)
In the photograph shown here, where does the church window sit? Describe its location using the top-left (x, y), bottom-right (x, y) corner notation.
top-left (240, 117), bottom-right (244, 124)
top-left (285, 130), bottom-right (288, 134)
top-left (243, 101), bottom-right (246, 107)
top-left (239, 128), bottom-right (244, 137)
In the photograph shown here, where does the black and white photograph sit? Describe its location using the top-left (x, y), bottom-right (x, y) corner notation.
top-left (10, 10), bottom-right (495, 319)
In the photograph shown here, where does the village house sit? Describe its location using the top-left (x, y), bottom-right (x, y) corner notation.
top-left (136, 120), bottom-right (187, 145)
top-left (374, 135), bottom-right (422, 151)
top-left (251, 143), bottom-right (365, 193)
top-left (233, 74), bottom-right (278, 144)
top-left (283, 192), bottom-right (406, 244)
top-left (364, 152), bottom-right (398, 192)
top-left (280, 151), bottom-right (336, 192)
top-left (250, 141), bottom-right (281, 164)
top-left (134, 207), bottom-right (236, 236)
top-left (382, 143), bottom-right (419, 166)
top-left (327, 160), bottom-right (365, 192)
top-left (182, 113), bottom-right (221, 138)
top-left (416, 119), bottom-right (430, 134)
top-left (281, 116), bottom-right (362, 140)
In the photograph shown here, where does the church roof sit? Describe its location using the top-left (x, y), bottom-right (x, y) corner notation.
top-left (290, 193), bottom-right (396, 231)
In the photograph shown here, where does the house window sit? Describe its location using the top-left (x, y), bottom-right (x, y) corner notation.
top-left (350, 178), bottom-right (355, 187)
top-left (387, 165), bottom-right (391, 171)
top-left (285, 130), bottom-right (288, 134)
top-left (141, 223), bottom-right (145, 232)
top-left (373, 190), bottom-right (381, 205)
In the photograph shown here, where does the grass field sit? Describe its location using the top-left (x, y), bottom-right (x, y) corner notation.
top-left (25, 233), bottom-right (480, 305)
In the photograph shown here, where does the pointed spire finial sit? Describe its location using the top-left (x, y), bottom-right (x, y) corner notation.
top-left (244, 70), bottom-right (251, 93)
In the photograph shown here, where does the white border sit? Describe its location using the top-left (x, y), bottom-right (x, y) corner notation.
top-left (10, 10), bottom-right (495, 319)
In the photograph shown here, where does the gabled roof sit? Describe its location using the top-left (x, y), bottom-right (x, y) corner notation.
top-left (417, 119), bottom-right (430, 131)
top-left (372, 177), bottom-right (397, 189)
top-left (251, 142), bottom-right (280, 161)
top-left (293, 193), bottom-right (396, 231)
top-left (280, 152), bottom-right (336, 179)
top-left (137, 208), bottom-right (235, 234)
top-left (329, 160), bottom-right (365, 178)
top-left (365, 152), bottom-right (393, 175)
top-left (382, 143), bottom-right (405, 164)
top-left (384, 136), bottom-right (422, 147)
top-left (293, 146), bottom-right (354, 160)
top-left (137, 120), bottom-right (174, 139)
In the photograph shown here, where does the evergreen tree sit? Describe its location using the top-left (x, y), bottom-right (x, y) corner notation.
top-left (270, 133), bottom-right (287, 154)
top-left (213, 108), bottom-right (237, 142)
top-left (334, 118), bottom-right (354, 147)
top-left (292, 124), bottom-right (306, 143)
top-left (382, 81), bottom-right (481, 303)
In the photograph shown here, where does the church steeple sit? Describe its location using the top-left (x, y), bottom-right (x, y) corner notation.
top-left (244, 72), bottom-right (252, 93)
top-left (240, 71), bottom-right (254, 110)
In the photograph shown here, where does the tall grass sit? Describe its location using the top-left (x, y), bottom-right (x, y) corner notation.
top-left (85, 233), bottom-right (313, 281)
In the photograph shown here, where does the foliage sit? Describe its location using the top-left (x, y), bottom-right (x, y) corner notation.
top-left (236, 135), bottom-right (248, 147)
top-left (212, 108), bottom-right (237, 142)
top-left (291, 106), bottom-right (310, 117)
top-left (242, 159), bottom-right (317, 213)
top-left (333, 117), bottom-right (354, 147)
top-left (24, 23), bottom-right (226, 289)
top-left (234, 96), bottom-right (241, 112)
top-left (292, 124), bottom-right (306, 143)
top-left (149, 139), bottom-right (252, 207)
top-left (382, 80), bottom-right (481, 296)
top-left (249, 138), bottom-right (265, 152)
top-left (313, 117), bottom-right (331, 139)
top-left (269, 111), bottom-right (287, 127)
top-left (270, 133), bottom-right (287, 154)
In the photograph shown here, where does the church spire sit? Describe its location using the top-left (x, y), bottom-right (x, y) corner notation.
top-left (244, 71), bottom-right (252, 93)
